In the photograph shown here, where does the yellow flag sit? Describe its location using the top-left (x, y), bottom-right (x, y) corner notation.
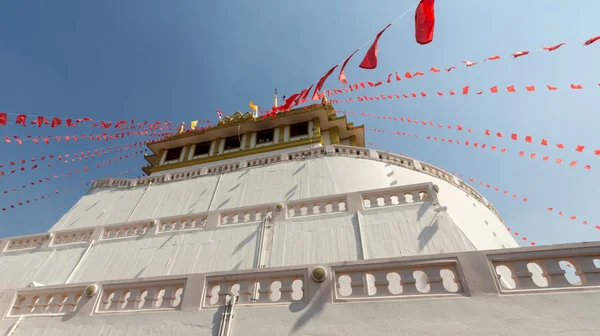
top-left (190, 120), bottom-right (198, 130)
top-left (249, 100), bottom-right (258, 112)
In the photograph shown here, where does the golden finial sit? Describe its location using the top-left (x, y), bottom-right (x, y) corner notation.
top-left (321, 93), bottom-right (328, 104)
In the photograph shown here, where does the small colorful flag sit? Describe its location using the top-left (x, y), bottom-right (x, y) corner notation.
top-left (190, 120), bottom-right (198, 130)
top-left (216, 110), bottom-right (223, 120)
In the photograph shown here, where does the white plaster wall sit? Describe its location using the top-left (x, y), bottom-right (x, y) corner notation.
top-left (359, 205), bottom-right (476, 259)
top-left (0, 247), bottom-right (85, 289)
top-left (4, 291), bottom-right (600, 336)
top-left (49, 156), bottom-right (517, 251)
top-left (68, 224), bottom-right (259, 283)
top-left (50, 187), bottom-right (147, 231)
top-left (269, 213), bottom-right (361, 267)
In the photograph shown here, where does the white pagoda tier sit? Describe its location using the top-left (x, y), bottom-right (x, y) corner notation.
top-left (0, 101), bottom-right (598, 335)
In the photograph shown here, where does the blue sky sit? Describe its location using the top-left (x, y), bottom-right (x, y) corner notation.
top-left (0, 0), bottom-right (599, 245)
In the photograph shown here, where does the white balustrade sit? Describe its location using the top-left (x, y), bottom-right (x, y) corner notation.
top-left (332, 261), bottom-right (463, 301)
top-left (159, 214), bottom-right (207, 232)
top-left (362, 186), bottom-right (430, 209)
top-left (220, 206), bottom-right (273, 225)
top-left (288, 148), bottom-right (326, 160)
top-left (420, 163), bottom-right (458, 186)
top-left (102, 222), bottom-right (150, 240)
top-left (207, 163), bottom-right (240, 174)
top-left (10, 287), bottom-right (85, 316)
top-left (287, 197), bottom-right (347, 218)
top-left (333, 146), bottom-right (369, 157)
top-left (6, 234), bottom-right (48, 251)
top-left (53, 228), bottom-right (95, 245)
top-left (491, 249), bottom-right (600, 292)
top-left (204, 270), bottom-right (306, 307)
top-left (378, 152), bottom-right (415, 169)
top-left (98, 279), bottom-right (185, 313)
top-left (247, 154), bottom-right (282, 167)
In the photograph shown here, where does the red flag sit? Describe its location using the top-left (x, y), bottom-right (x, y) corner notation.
top-left (312, 65), bottom-right (338, 100)
top-left (404, 71), bottom-right (413, 79)
top-left (395, 72), bottom-right (401, 81)
top-left (490, 86), bottom-right (498, 93)
top-left (462, 86), bottom-right (469, 94)
top-left (463, 60), bottom-right (478, 67)
top-left (541, 139), bottom-right (548, 145)
top-left (525, 85), bottom-right (535, 91)
top-left (584, 36), bottom-right (600, 46)
top-left (16, 114), bottom-right (27, 126)
top-left (511, 134), bottom-right (518, 140)
top-left (338, 49), bottom-right (359, 84)
top-left (512, 51), bottom-right (529, 58)
top-left (415, 0), bottom-right (435, 45)
top-left (0, 112), bottom-right (6, 126)
top-left (281, 93), bottom-right (300, 111)
top-left (576, 145), bottom-right (585, 152)
top-left (485, 55), bottom-right (501, 61)
top-left (66, 119), bottom-right (76, 127)
top-left (359, 24), bottom-right (391, 69)
top-left (429, 67), bottom-right (440, 72)
top-left (445, 66), bottom-right (456, 72)
top-left (525, 136), bottom-right (532, 143)
top-left (547, 85), bottom-right (558, 91)
top-left (543, 42), bottom-right (566, 51)
top-left (51, 117), bottom-right (62, 128)
top-left (298, 84), bottom-right (313, 103)
top-left (571, 84), bottom-right (583, 89)
top-left (507, 85), bottom-right (516, 92)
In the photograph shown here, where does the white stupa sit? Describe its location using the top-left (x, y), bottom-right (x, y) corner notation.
top-left (0, 97), bottom-right (598, 335)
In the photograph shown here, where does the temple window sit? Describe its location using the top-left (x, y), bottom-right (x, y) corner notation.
top-left (224, 136), bottom-right (241, 150)
top-left (256, 129), bottom-right (274, 146)
top-left (164, 147), bottom-right (182, 164)
top-left (290, 122), bottom-right (308, 139)
top-left (193, 141), bottom-right (211, 158)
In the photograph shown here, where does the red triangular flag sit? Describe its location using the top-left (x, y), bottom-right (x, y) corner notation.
top-left (16, 114), bottom-right (27, 126)
top-left (338, 49), bottom-right (359, 84)
top-left (0, 112), bottom-right (6, 126)
top-left (415, 0), bottom-right (435, 45)
top-left (359, 24), bottom-right (391, 69)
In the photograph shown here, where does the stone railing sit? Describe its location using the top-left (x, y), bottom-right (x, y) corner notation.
top-left (0, 183), bottom-right (438, 253)
top-left (2, 242), bottom-right (598, 319)
top-left (88, 145), bottom-right (497, 220)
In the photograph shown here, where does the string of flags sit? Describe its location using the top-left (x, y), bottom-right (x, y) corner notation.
top-left (1, 150), bottom-right (147, 210)
top-left (325, 35), bottom-right (600, 98)
top-left (360, 126), bottom-right (592, 171)
top-left (3, 130), bottom-right (168, 145)
top-left (329, 82), bottom-right (597, 105)
top-left (1, 167), bottom-right (142, 213)
top-left (337, 110), bottom-right (600, 157)
top-left (0, 112), bottom-right (192, 130)
top-left (364, 130), bottom-right (598, 231)
top-left (0, 141), bottom-right (148, 178)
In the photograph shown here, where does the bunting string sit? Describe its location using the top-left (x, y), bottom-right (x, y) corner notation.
top-left (0, 141), bottom-right (148, 177)
top-left (1, 150), bottom-right (147, 210)
top-left (0, 167), bottom-right (142, 213)
top-left (337, 110), bottom-right (600, 157)
top-left (360, 126), bottom-right (592, 171)
top-left (2, 130), bottom-right (168, 145)
top-left (324, 35), bottom-right (600, 98)
top-left (365, 131), bottom-right (598, 230)
top-left (330, 82), bottom-right (597, 105)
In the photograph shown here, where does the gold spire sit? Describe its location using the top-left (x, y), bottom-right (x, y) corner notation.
top-left (321, 93), bottom-right (328, 104)
top-left (273, 88), bottom-right (278, 108)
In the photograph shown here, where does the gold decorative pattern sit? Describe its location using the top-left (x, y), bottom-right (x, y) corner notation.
top-left (218, 111), bottom-right (256, 126)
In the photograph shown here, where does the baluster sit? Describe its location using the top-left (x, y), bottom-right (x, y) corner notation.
top-left (161, 286), bottom-right (178, 308)
top-left (539, 259), bottom-right (570, 288)
top-left (63, 293), bottom-right (81, 313)
top-left (506, 260), bottom-right (537, 290)
top-left (370, 270), bottom-right (391, 297)
top-left (109, 290), bottom-right (127, 311)
top-left (422, 267), bottom-right (446, 294)
top-left (22, 296), bottom-right (38, 313)
top-left (141, 288), bottom-right (160, 309)
top-left (346, 272), bottom-right (368, 298)
top-left (237, 280), bottom-right (252, 304)
top-left (32, 294), bottom-right (50, 314)
top-left (124, 289), bottom-right (143, 310)
top-left (411, 191), bottom-right (422, 203)
top-left (217, 282), bottom-right (233, 305)
top-left (572, 256), bottom-right (600, 286)
top-left (254, 279), bottom-right (273, 303)
top-left (279, 278), bottom-right (295, 302)
top-left (398, 269), bottom-right (419, 295)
